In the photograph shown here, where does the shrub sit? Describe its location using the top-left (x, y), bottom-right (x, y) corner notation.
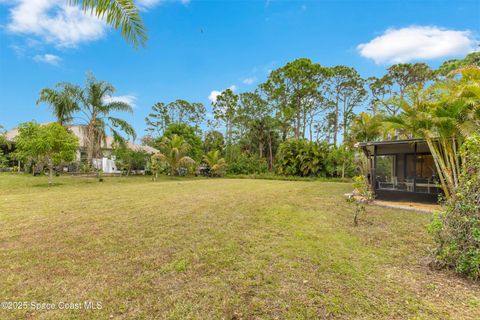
top-left (428, 134), bottom-right (480, 280)
top-left (227, 153), bottom-right (268, 175)
top-left (159, 123), bottom-right (203, 161)
top-left (275, 139), bottom-right (330, 177)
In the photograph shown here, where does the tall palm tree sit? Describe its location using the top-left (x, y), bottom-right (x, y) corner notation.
top-left (67, 73), bottom-right (136, 166)
top-left (153, 135), bottom-right (195, 176)
top-left (385, 67), bottom-right (480, 198)
top-left (37, 84), bottom-right (79, 126)
top-left (203, 150), bottom-right (227, 177)
top-left (73, 0), bottom-right (147, 48)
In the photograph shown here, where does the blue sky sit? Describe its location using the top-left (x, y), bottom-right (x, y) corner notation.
top-left (0, 0), bottom-right (479, 141)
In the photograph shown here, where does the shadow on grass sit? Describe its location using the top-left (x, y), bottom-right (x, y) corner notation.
top-left (32, 182), bottom-right (65, 188)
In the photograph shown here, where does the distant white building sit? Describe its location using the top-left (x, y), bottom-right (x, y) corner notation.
top-left (5, 125), bottom-right (158, 174)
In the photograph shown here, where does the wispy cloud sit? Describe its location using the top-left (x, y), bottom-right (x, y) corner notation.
top-left (137, 0), bottom-right (190, 10)
top-left (103, 95), bottom-right (137, 108)
top-left (242, 77), bottom-right (257, 85)
top-left (357, 26), bottom-right (478, 64)
top-left (33, 53), bottom-right (61, 66)
top-left (208, 85), bottom-right (237, 103)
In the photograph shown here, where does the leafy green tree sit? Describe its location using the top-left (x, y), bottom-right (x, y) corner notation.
top-left (145, 100), bottom-right (205, 138)
top-left (37, 84), bottom-right (79, 126)
top-left (368, 63), bottom-right (435, 117)
top-left (324, 66), bottom-right (366, 145)
top-left (212, 89), bottom-right (238, 160)
top-left (0, 125), bottom-right (11, 169)
top-left (261, 58), bottom-right (325, 140)
top-left (13, 122), bottom-right (78, 186)
top-left (74, 0), bottom-right (146, 48)
top-left (203, 150), bottom-right (227, 177)
top-left (237, 91), bottom-right (278, 167)
top-left (437, 52), bottom-right (480, 76)
top-left (145, 102), bottom-right (169, 138)
top-left (203, 130), bottom-right (225, 154)
top-left (64, 73), bottom-right (136, 166)
top-left (161, 123), bottom-right (203, 161)
top-left (113, 144), bottom-right (149, 175)
top-left (153, 135), bottom-right (195, 176)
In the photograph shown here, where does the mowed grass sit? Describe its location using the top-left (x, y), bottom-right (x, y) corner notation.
top-left (0, 174), bottom-right (479, 319)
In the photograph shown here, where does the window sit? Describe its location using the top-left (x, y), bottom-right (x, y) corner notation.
top-left (406, 154), bottom-right (436, 180)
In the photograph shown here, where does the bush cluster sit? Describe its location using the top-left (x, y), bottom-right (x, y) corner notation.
top-left (275, 138), bottom-right (356, 177)
top-left (429, 134), bottom-right (480, 280)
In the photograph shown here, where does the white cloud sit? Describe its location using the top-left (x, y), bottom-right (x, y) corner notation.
top-left (208, 85), bottom-right (237, 103)
top-left (242, 77), bottom-right (256, 85)
top-left (33, 53), bottom-right (61, 65)
top-left (208, 90), bottom-right (221, 103)
top-left (357, 26), bottom-right (478, 64)
top-left (6, 0), bottom-right (106, 48)
top-left (103, 95), bottom-right (137, 108)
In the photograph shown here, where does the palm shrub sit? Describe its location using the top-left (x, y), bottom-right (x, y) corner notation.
top-left (153, 135), bottom-right (195, 176)
top-left (276, 139), bottom-right (330, 177)
top-left (428, 134), bottom-right (480, 280)
top-left (203, 150), bottom-right (227, 177)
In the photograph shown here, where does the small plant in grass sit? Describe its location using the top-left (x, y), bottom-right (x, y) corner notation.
top-left (347, 175), bottom-right (374, 226)
top-left (428, 134), bottom-right (480, 280)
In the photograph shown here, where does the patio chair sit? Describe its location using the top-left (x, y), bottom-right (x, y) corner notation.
top-left (378, 176), bottom-right (398, 190)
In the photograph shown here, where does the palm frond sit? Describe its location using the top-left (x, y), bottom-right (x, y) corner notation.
top-left (108, 117), bottom-right (136, 140)
top-left (71, 0), bottom-right (147, 48)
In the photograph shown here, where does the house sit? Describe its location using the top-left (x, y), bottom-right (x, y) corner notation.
top-left (4, 125), bottom-right (158, 174)
top-left (358, 139), bottom-right (441, 203)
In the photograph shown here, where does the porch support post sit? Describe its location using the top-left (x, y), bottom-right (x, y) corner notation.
top-left (413, 142), bottom-right (417, 193)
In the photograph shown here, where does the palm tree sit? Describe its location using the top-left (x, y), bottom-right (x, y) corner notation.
top-left (203, 150), bottom-right (227, 177)
top-left (153, 135), bottom-right (195, 176)
top-left (73, 0), bottom-right (147, 48)
top-left (37, 84), bottom-right (79, 126)
top-left (66, 73), bottom-right (136, 166)
top-left (385, 67), bottom-right (480, 198)
top-left (351, 112), bottom-right (384, 143)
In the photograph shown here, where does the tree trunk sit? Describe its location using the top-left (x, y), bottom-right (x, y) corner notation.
top-left (268, 132), bottom-right (273, 171)
top-left (48, 162), bottom-right (53, 187)
top-left (259, 141), bottom-right (263, 159)
top-left (333, 96), bottom-right (339, 146)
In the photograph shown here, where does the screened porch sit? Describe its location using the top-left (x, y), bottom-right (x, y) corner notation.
top-left (359, 139), bottom-right (442, 203)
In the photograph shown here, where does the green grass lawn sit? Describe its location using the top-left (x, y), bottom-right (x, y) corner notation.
top-left (0, 174), bottom-right (478, 319)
